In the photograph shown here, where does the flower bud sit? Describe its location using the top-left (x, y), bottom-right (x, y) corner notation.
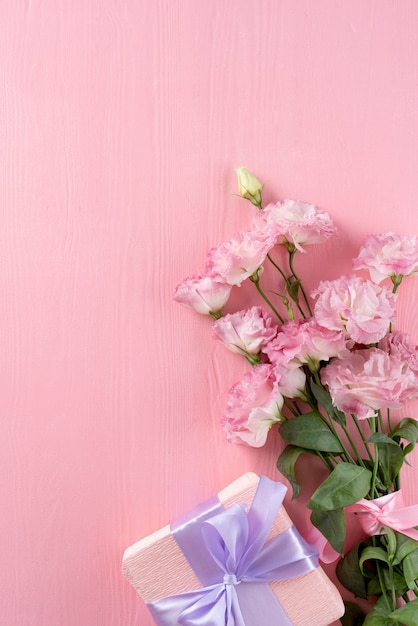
top-left (236, 167), bottom-right (263, 208)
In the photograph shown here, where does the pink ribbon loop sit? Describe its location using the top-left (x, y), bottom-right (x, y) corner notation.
top-left (347, 490), bottom-right (418, 540)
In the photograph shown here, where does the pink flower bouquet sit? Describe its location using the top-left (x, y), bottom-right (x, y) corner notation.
top-left (174, 168), bottom-right (418, 625)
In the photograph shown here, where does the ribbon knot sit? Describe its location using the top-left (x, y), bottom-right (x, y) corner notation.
top-left (223, 573), bottom-right (239, 587)
top-left (347, 490), bottom-right (418, 540)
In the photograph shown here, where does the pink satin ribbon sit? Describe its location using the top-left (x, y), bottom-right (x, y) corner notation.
top-left (305, 525), bottom-right (341, 564)
top-left (347, 490), bottom-right (418, 540)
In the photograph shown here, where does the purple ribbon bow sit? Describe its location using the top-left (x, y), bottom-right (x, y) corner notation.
top-left (148, 476), bottom-right (319, 625)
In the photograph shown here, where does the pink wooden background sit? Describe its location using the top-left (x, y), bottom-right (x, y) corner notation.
top-left (1, 1), bottom-right (418, 624)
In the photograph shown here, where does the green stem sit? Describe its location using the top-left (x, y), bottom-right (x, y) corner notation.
top-left (267, 253), bottom-right (307, 319)
top-left (388, 278), bottom-right (403, 333)
top-left (328, 423), bottom-right (356, 464)
top-left (252, 277), bottom-right (285, 323)
top-left (314, 407), bottom-right (353, 464)
top-left (317, 450), bottom-right (335, 472)
top-left (387, 408), bottom-right (392, 434)
top-left (289, 249), bottom-right (313, 316)
top-left (308, 417), bottom-right (351, 464)
top-left (283, 398), bottom-right (299, 417)
top-left (391, 275), bottom-right (403, 294)
top-left (289, 399), bottom-right (303, 415)
top-left (267, 253), bottom-right (288, 283)
top-left (388, 562), bottom-right (397, 611)
top-left (373, 537), bottom-right (393, 612)
top-left (310, 371), bottom-right (355, 464)
top-left (351, 413), bottom-right (374, 463)
top-left (288, 287), bottom-right (307, 319)
top-left (369, 416), bottom-right (380, 498)
top-left (340, 423), bottom-right (368, 469)
top-left (327, 452), bottom-right (340, 466)
top-left (377, 409), bottom-right (385, 433)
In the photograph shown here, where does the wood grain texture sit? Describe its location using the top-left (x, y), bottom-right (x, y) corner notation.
top-left (0, 1), bottom-right (418, 625)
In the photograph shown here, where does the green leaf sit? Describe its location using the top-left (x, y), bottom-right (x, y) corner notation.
top-left (367, 571), bottom-right (408, 597)
top-left (394, 533), bottom-right (418, 565)
top-left (287, 278), bottom-right (301, 304)
top-left (310, 380), bottom-right (334, 411)
top-left (392, 418), bottom-right (418, 447)
top-left (279, 412), bottom-right (344, 452)
top-left (310, 380), bottom-right (346, 427)
top-left (341, 601), bottom-right (365, 626)
top-left (403, 548), bottom-right (418, 591)
top-left (368, 433), bottom-right (399, 447)
top-left (383, 526), bottom-right (397, 562)
top-left (363, 594), bottom-right (395, 625)
top-left (276, 445), bottom-right (312, 499)
top-left (388, 598), bottom-right (418, 625)
top-left (377, 443), bottom-right (404, 487)
top-left (359, 547), bottom-right (389, 575)
top-left (332, 406), bottom-right (348, 427)
top-left (311, 508), bottom-right (346, 555)
top-left (404, 443), bottom-right (415, 456)
top-left (336, 543), bottom-right (368, 598)
top-left (308, 463), bottom-right (372, 510)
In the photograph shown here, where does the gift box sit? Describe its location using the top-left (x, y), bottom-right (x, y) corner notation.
top-left (122, 473), bottom-right (344, 625)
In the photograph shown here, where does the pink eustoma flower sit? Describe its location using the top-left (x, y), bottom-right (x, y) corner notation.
top-left (205, 230), bottom-right (274, 286)
top-left (221, 364), bottom-right (283, 447)
top-left (312, 275), bottom-right (396, 345)
top-left (173, 273), bottom-right (232, 315)
top-left (265, 318), bottom-right (348, 372)
top-left (212, 306), bottom-right (278, 362)
top-left (353, 232), bottom-right (418, 284)
top-left (321, 348), bottom-right (418, 419)
top-left (274, 365), bottom-right (307, 400)
top-left (253, 199), bottom-right (337, 252)
top-left (378, 331), bottom-right (418, 376)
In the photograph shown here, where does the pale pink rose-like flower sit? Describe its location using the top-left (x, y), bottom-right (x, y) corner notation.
top-left (221, 364), bottom-right (283, 447)
top-left (264, 318), bottom-right (348, 372)
top-left (173, 273), bottom-right (232, 315)
top-left (275, 365), bottom-right (307, 400)
top-left (212, 306), bottom-right (277, 360)
top-left (378, 331), bottom-right (418, 376)
top-left (205, 230), bottom-right (274, 286)
top-left (321, 348), bottom-right (418, 420)
top-left (253, 199), bottom-right (337, 252)
top-left (312, 275), bottom-right (396, 345)
top-left (353, 232), bottom-right (418, 284)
